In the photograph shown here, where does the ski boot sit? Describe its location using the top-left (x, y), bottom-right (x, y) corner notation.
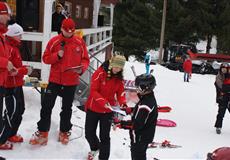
top-left (29, 131), bottom-right (48, 145)
top-left (8, 134), bottom-right (24, 143)
top-left (58, 131), bottom-right (71, 145)
top-left (0, 141), bottom-right (13, 150)
top-left (216, 128), bottom-right (221, 134)
top-left (87, 150), bottom-right (99, 160)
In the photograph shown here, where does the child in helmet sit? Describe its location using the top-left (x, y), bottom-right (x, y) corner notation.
top-left (214, 63), bottom-right (230, 134)
top-left (115, 74), bottom-right (158, 160)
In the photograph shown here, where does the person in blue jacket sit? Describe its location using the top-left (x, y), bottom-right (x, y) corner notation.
top-left (144, 50), bottom-right (152, 75)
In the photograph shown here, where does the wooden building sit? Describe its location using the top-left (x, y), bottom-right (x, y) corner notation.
top-left (2, 0), bottom-right (119, 82)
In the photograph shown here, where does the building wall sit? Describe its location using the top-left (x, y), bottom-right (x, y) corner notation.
top-left (65, 0), bottom-right (93, 29)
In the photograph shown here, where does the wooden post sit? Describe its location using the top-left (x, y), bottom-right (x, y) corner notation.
top-left (158, 0), bottom-right (167, 64)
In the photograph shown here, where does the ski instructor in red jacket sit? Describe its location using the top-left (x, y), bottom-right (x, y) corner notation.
top-left (30, 18), bottom-right (89, 145)
top-left (85, 55), bottom-right (127, 160)
top-left (0, 2), bottom-right (17, 150)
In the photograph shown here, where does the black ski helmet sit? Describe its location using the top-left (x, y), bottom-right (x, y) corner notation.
top-left (135, 74), bottom-right (156, 92)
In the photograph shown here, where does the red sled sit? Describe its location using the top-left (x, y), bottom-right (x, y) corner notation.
top-left (156, 119), bottom-right (177, 127)
top-left (158, 106), bottom-right (172, 113)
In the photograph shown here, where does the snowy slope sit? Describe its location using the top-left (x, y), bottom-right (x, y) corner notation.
top-left (1, 62), bottom-right (230, 160)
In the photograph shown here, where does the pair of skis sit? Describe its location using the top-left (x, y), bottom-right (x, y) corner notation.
top-left (148, 140), bottom-right (182, 148)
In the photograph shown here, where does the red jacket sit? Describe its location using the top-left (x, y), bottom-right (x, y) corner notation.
top-left (85, 65), bottom-right (126, 113)
top-left (4, 37), bottom-right (28, 88)
top-left (0, 24), bottom-right (10, 86)
top-left (43, 34), bottom-right (89, 86)
top-left (183, 59), bottom-right (192, 73)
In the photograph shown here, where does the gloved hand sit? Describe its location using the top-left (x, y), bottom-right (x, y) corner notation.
top-left (125, 107), bottom-right (133, 114)
top-left (120, 103), bottom-right (128, 110)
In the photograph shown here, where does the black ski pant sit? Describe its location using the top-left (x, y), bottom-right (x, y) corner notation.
top-left (5, 87), bottom-right (25, 137)
top-left (37, 82), bottom-right (76, 132)
top-left (0, 87), bottom-right (25, 144)
top-left (130, 141), bottom-right (148, 160)
top-left (85, 110), bottom-right (113, 160)
top-left (215, 94), bottom-right (230, 128)
top-left (0, 86), bottom-right (10, 144)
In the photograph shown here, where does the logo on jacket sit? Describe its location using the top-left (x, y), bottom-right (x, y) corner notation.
top-left (76, 47), bottom-right (81, 53)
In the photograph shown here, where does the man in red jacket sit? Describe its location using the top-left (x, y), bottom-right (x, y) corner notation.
top-left (183, 56), bottom-right (192, 82)
top-left (30, 18), bottom-right (89, 145)
top-left (0, 2), bottom-right (17, 150)
top-left (2, 23), bottom-right (33, 145)
top-left (85, 55), bottom-right (127, 160)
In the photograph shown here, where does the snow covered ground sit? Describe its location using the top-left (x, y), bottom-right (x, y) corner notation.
top-left (1, 61), bottom-right (230, 160)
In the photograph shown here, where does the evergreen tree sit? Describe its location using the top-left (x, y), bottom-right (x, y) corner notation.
top-left (215, 0), bottom-right (230, 54)
top-left (113, 0), bottom-right (159, 60)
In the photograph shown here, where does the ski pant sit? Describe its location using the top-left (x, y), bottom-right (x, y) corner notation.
top-left (37, 82), bottom-right (76, 132)
top-left (130, 141), bottom-right (149, 160)
top-left (0, 86), bottom-right (25, 144)
top-left (184, 72), bottom-right (190, 82)
top-left (85, 110), bottom-right (113, 160)
top-left (214, 95), bottom-right (230, 128)
top-left (145, 63), bottom-right (150, 75)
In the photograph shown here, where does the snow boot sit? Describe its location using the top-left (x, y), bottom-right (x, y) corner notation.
top-left (216, 128), bottom-right (221, 134)
top-left (0, 141), bottom-right (13, 150)
top-left (8, 134), bottom-right (24, 143)
top-left (87, 150), bottom-right (99, 160)
top-left (58, 131), bottom-right (71, 145)
top-left (29, 131), bottom-right (48, 145)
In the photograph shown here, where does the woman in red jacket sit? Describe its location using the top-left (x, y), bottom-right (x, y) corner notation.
top-left (85, 55), bottom-right (127, 160)
top-left (3, 23), bottom-right (33, 145)
top-left (29, 18), bottom-right (89, 145)
top-left (183, 57), bottom-right (192, 82)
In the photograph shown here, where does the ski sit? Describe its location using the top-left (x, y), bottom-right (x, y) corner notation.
top-left (148, 140), bottom-right (182, 149)
top-left (157, 106), bottom-right (172, 113)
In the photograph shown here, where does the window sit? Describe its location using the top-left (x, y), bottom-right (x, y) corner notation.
top-left (76, 5), bottom-right (81, 18)
top-left (84, 7), bottom-right (89, 19)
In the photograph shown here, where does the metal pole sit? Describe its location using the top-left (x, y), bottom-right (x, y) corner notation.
top-left (158, 0), bottom-right (167, 64)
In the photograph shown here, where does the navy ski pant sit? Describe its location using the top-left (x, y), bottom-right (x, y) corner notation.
top-left (37, 82), bottom-right (76, 132)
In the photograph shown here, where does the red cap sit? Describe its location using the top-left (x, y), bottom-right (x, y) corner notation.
top-left (61, 18), bottom-right (76, 33)
top-left (0, 2), bottom-right (11, 15)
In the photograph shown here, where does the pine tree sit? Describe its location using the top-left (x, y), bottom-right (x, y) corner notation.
top-left (215, 0), bottom-right (230, 54)
top-left (113, 0), bottom-right (159, 60)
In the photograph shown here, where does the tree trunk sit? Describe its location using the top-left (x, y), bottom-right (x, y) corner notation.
top-left (206, 34), bottom-right (212, 54)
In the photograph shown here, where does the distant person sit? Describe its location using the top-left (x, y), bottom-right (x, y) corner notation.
top-left (183, 57), bottom-right (192, 82)
top-left (85, 55), bottom-right (127, 160)
top-left (29, 18), bottom-right (89, 145)
top-left (3, 23), bottom-right (33, 144)
top-left (214, 63), bottom-right (230, 134)
top-left (52, 3), bottom-right (66, 34)
top-left (114, 74), bottom-right (158, 160)
top-left (144, 50), bottom-right (152, 75)
top-left (0, 2), bottom-right (17, 150)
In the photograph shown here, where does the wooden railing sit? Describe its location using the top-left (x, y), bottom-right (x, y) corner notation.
top-left (22, 26), bottom-right (113, 82)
